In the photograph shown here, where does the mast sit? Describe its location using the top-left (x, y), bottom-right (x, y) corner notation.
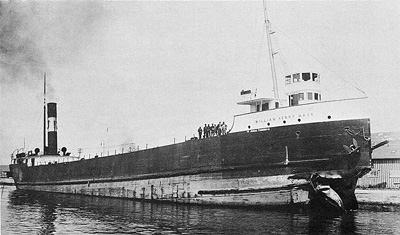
top-left (263, 0), bottom-right (279, 101)
top-left (43, 72), bottom-right (46, 155)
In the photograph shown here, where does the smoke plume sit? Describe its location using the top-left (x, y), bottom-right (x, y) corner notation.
top-left (0, 1), bottom-right (104, 85)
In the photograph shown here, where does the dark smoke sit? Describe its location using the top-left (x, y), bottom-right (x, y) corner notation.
top-left (0, 1), bottom-right (104, 85)
top-left (0, 1), bottom-right (46, 83)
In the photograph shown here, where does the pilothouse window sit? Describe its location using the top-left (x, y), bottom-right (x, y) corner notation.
top-left (293, 73), bottom-right (300, 83)
top-left (285, 75), bottom-right (291, 84)
top-left (302, 73), bottom-right (310, 81)
top-left (312, 73), bottom-right (320, 82)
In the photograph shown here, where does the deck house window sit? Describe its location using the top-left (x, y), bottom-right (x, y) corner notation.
top-left (293, 73), bottom-right (300, 83)
top-left (314, 93), bottom-right (319, 100)
top-left (289, 94), bottom-right (300, 106)
top-left (299, 93), bottom-right (304, 100)
top-left (262, 103), bottom-right (269, 111)
top-left (302, 73), bottom-right (310, 81)
top-left (307, 92), bottom-right (313, 100)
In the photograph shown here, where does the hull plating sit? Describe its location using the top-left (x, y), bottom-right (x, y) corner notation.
top-left (15, 173), bottom-right (311, 207)
top-left (10, 118), bottom-right (371, 208)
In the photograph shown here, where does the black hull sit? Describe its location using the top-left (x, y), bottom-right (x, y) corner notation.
top-left (10, 118), bottom-right (371, 210)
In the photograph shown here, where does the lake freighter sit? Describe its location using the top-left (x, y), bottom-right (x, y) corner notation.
top-left (9, 4), bottom-right (378, 212)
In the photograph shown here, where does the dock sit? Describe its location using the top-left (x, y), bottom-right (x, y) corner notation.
top-left (0, 178), bottom-right (14, 186)
top-left (356, 189), bottom-right (400, 205)
top-left (356, 189), bottom-right (400, 211)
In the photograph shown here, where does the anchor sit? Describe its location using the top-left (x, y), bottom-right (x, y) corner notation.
top-left (344, 127), bottom-right (389, 154)
top-left (343, 138), bottom-right (360, 155)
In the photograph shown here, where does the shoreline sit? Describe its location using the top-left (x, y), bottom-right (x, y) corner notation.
top-left (356, 189), bottom-right (400, 211)
top-left (0, 178), bottom-right (14, 186)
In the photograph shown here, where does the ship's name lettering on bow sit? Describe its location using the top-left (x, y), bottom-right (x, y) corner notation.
top-left (255, 113), bottom-right (314, 124)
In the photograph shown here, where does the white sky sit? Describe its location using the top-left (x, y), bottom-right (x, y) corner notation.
top-left (1, 1), bottom-right (399, 164)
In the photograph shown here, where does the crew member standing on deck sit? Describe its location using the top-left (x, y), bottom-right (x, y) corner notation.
top-left (198, 126), bottom-right (202, 139)
top-left (222, 122), bottom-right (227, 135)
top-left (209, 124), bottom-right (213, 137)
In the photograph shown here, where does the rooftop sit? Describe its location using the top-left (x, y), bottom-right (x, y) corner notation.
top-left (371, 132), bottom-right (400, 159)
top-left (0, 165), bottom-right (10, 172)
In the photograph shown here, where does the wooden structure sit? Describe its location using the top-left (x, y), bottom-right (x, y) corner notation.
top-left (357, 132), bottom-right (400, 189)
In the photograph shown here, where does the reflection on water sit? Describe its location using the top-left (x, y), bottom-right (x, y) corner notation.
top-left (1, 187), bottom-right (400, 234)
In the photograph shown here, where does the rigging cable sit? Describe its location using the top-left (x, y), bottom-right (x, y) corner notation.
top-left (277, 5), bottom-right (366, 97)
top-left (252, 25), bottom-right (266, 96)
top-left (58, 127), bottom-right (73, 152)
top-left (274, 26), bottom-right (366, 97)
top-left (24, 110), bottom-right (43, 151)
top-left (273, 32), bottom-right (289, 76)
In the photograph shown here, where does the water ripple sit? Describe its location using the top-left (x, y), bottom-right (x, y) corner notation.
top-left (1, 187), bottom-right (400, 234)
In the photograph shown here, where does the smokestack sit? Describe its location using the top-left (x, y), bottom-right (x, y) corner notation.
top-left (47, 103), bottom-right (58, 155)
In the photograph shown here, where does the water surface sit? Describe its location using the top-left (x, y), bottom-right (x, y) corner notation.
top-left (1, 186), bottom-right (400, 234)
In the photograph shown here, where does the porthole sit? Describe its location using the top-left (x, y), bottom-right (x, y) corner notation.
top-left (328, 115), bottom-right (331, 119)
top-left (298, 118), bottom-right (301, 122)
top-left (248, 125), bottom-right (251, 129)
top-left (267, 123), bottom-right (270, 126)
top-left (283, 120), bottom-right (286, 124)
